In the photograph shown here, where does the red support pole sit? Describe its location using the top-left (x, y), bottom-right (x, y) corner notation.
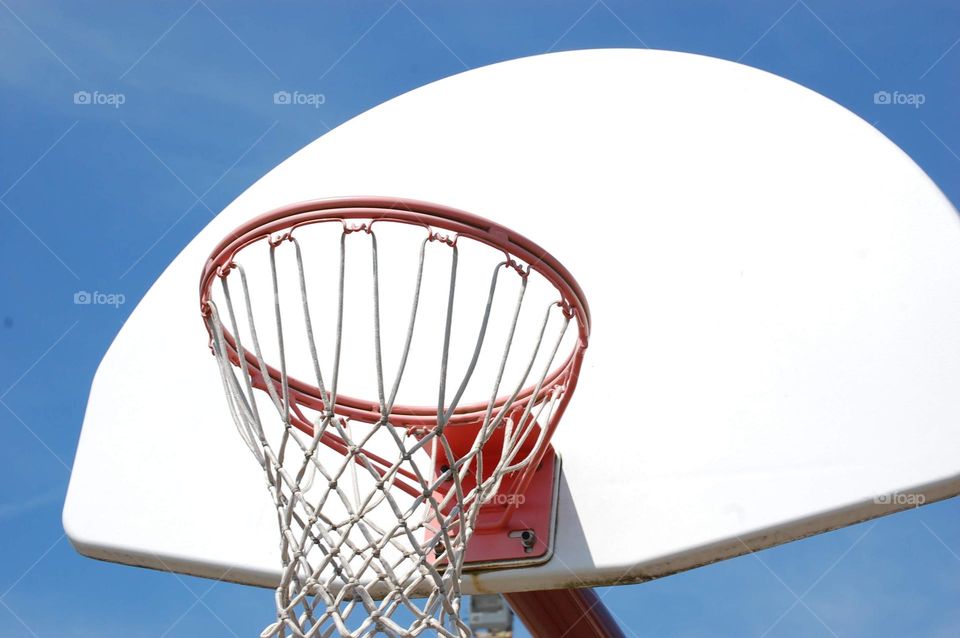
top-left (503, 588), bottom-right (625, 638)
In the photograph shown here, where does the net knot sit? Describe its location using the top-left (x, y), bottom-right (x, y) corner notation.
top-left (268, 231), bottom-right (293, 247)
top-left (343, 221), bottom-right (372, 235)
top-left (428, 230), bottom-right (458, 247)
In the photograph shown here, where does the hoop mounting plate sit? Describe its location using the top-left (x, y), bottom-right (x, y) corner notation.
top-left (461, 451), bottom-right (560, 570)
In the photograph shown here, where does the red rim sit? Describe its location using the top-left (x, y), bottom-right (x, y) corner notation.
top-left (200, 196), bottom-right (590, 428)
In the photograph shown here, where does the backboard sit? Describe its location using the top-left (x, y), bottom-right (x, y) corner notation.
top-left (64, 48), bottom-right (960, 594)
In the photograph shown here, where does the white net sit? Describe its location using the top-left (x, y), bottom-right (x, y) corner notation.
top-left (202, 211), bottom-right (583, 637)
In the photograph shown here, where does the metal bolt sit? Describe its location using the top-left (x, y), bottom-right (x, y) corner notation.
top-left (519, 530), bottom-right (535, 550)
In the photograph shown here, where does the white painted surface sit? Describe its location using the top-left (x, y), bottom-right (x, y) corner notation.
top-left (64, 49), bottom-right (960, 593)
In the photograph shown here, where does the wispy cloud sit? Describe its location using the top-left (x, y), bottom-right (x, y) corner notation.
top-left (0, 488), bottom-right (62, 522)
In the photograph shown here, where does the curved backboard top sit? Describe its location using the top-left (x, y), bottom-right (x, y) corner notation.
top-left (65, 48), bottom-right (960, 592)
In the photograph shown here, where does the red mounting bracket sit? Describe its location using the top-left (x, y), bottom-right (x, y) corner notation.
top-left (463, 449), bottom-right (560, 569)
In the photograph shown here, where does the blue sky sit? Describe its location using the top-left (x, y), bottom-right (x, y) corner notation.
top-left (1, 1), bottom-right (959, 636)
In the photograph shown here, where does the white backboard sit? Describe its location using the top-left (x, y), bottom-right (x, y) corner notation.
top-left (64, 49), bottom-right (960, 593)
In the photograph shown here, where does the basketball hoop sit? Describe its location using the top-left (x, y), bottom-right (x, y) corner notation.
top-left (200, 198), bottom-right (589, 637)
